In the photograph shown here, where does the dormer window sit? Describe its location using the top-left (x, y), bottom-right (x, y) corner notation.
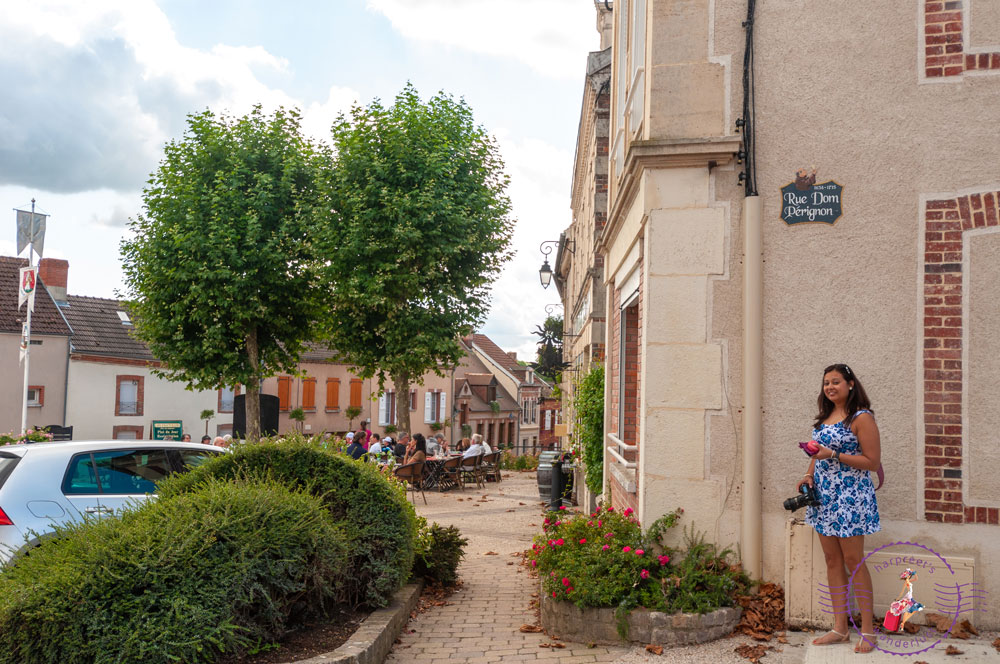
top-left (117, 311), bottom-right (132, 326)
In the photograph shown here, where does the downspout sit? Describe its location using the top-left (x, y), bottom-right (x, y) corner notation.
top-left (742, 194), bottom-right (763, 581)
top-left (450, 366), bottom-right (456, 445)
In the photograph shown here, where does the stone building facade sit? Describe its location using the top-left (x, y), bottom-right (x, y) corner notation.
top-left (570, 0), bottom-right (1000, 628)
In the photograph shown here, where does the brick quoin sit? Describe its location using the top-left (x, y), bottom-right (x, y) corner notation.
top-left (924, 0), bottom-right (1000, 78)
top-left (922, 192), bottom-right (1000, 523)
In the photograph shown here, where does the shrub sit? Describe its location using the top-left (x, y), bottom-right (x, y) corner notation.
top-left (412, 518), bottom-right (469, 587)
top-left (500, 451), bottom-right (539, 471)
top-left (527, 505), bottom-right (748, 636)
top-left (572, 364), bottom-right (604, 494)
top-left (157, 434), bottom-right (417, 608)
top-left (0, 480), bottom-right (348, 664)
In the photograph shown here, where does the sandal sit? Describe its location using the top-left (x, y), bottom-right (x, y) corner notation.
top-left (812, 629), bottom-right (849, 645)
top-left (855, 633), bottom-right (877, 654)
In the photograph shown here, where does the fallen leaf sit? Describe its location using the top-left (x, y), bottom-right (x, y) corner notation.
top-left (484, 551), bottom-right (498, 556)
top-left (903, 622), bottom-right (920, 634)
top-left (959, 619), bottom-right (978, 636)
top-left (519, 502), bottom-right (527, 505)
top-left (925, 612), bottom-right (952, 633)
top-left (519, 624), bottom-right (543, 633)
top-left (645, 644), bottom-right (664, 655)
top-left (945, 645), bottom-right (964, 655)
top-left (507, 562), bottom-right (514, 565)
top-left (506, 509), bottom-right (515, 512)
top-left (529, 523), bottom-right (538, 526)
top-left (539, 643), bottom-right (565, 649)
top-left (473, 504), bottom-right (480, 507)
top-left (734, 642), bottom-right (768, 663)
top-left (776, 636), bottom-right (788, 644)
top-left (992, 637), bottom-right (1000, 651)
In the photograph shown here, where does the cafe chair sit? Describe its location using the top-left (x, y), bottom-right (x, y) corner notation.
top-left (394, 461), bottom-right (426, 505)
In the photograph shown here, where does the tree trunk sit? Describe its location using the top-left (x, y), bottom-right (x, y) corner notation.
top-left (245, 327), bottom-right (262, 442)
top-left (393, 369), bottom-right (410, 436)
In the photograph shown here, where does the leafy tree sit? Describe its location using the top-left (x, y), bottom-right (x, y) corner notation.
top-left (531, 315), bottom-right (568, 383)
top-left (289, 408), bottom-right (306, 432)
top-left (200, 409), bottom-right (215, 436)
top-left (121, 107), bottom-right (328, 441)
top-left (344, 405), bottom-right (362, 431)
top-left (320, 84), bottom-right (514, 434)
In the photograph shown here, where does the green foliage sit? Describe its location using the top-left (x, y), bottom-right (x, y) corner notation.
top-left (199, 409), bottom-right (215, 422)
top-left (500, 451), bottom-right (540, 471)
top-left (573, 364), bottom-right (605, 494)
top-left (157, 433), bottom-right (417, 608)
top-left (319, 83), bottom-right (515, 435)
top-left (0, 480), bottom-right (348, 664)
top-left (659, 526), bottom-right (751, 615)
top-left (460, 424), bottom-right (472, 438)
top-left (120, 107), bottom-right (329, 440)
top-left (411, 518), bottom-right (468, 588)
top-left (344, 405), bottom-right (362, 429)
top-left (489, 400), bottom-right (501, 415)
top-left (384, 424), bottom-right (398, 435)
top-left (0, 427), bottom-right (53, 445)
top-left (527, 506), bottom-right (748, 639)
top-left (289, 408), bottom-right (306, 423)
top-left (429, 421), bottom-right (443, 432)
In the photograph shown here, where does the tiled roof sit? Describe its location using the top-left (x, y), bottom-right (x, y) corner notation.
top-left (301, 342), bottom-right (340, 363)
top-left (0, 256), bottom-right (71, 335)
top-left (63, 295), bottom-right (155, 361)
top-left (469, 333), bottom-right (523, 374)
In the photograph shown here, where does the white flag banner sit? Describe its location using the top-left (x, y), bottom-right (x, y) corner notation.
top-left (16, 209), bottom-right (47, 258)
top-left (18, 266), bottom-right (37, 312)
top-left (19, 322), bottom-right (28, 364)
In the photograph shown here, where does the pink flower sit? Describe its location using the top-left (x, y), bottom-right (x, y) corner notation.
top-left (552, 591), bottom-right (557, 597)
top-left (579, 538), bottom-right (587, 544)
top-left (544, 518), bottom-right (550, 525)
top-left (624, 507), bottom-right (633, 516)
top-left (597, 520), bottom-right (603, 527)
top-left (547, 539), bottom-right (554, 547)
top-left (567, 586), bottom-right (574, 593)
top-left (640, 569), bottom-right (650, 579)
top-left (605, 532), bottom-right (613, 538)
top-left (531, 560), bottom-right (538, 567)
top-left (587, 521), bottom-right (593, 527)
top-left (622, 546), bottom-right (631, 553)
top-left (562, 577), bottom-right (570, 587)
top-left (658, 555), bottom-right (671, 566)
top-left (602, 545), bottom-right (610, 551)
top-left (607, 506), bottom-right (615, 512)
top-left (555, 521), bottom-right (561, 526)
top-left (635, 549), bottom-right (645, 556)
top-left (555, 538), bottom-right (565, 546)
top-left (550, 572), bottom-right (556, 577)
top-left (559, 506), bottom-right (566, 511)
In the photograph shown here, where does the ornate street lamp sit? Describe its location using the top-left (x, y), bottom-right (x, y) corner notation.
top-left (538, 239), bottom-right (574, 289)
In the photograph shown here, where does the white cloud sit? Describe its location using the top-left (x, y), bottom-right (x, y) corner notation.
top-left (0, 0), bottom-right (357, 193)
top-left (367, 0), bottom-right (598, 79)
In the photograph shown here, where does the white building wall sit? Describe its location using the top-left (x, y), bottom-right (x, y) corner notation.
top-left (66, 359), bottom-right (231, 440)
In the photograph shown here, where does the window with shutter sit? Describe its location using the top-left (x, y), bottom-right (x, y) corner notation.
top-left (410, 389), bottom-right (417, 411)
top-left (349, 379), bottom-right (363, 408)
top-left (438, 392), bottom-right (447, 423)
top-left (326, 378), bottom-right (340, 411)
top-left (302, 377), bottom-right (316, 411)
top-left (386, 391), bottom-right (397, 426)
top-left (277, 376), bottom-right (292, 411)
top-left (424, 391), bottom-right (433, 423)
top-left (378, 394), bottom-right (388, 426)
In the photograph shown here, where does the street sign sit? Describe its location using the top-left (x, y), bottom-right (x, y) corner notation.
top-left (780, 168), bottom-right (844, 225)
top-left (151, 420), bottom-right (183, 440)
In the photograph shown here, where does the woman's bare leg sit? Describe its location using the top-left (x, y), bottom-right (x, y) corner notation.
top-left (813, 534), bottom-right (850, 644)
top-left (840, 535), bottom-right (876, 653)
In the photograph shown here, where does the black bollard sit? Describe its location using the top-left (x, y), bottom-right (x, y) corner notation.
top-left (549, 460), bottom-right (563, 510)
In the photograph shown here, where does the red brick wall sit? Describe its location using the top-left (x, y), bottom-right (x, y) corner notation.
top-left (38, 258), bottom-right (68, 288)
top-left (923, 191), bottom-right (1000, 525)
top-left (924, 1), bottom-right (1000, 78)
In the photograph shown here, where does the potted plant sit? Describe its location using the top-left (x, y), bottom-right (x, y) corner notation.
top-left (288, 408), bottom-right (306, 432)
top-left (200, 409), bottom-right (215, 436)
top-left (345, 405), bottom-right (362, 430)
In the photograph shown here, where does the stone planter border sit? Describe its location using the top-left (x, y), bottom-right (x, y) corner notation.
top-left (541, 595), bottom-right (741, 646)
top-left (284, 581), bottom-right (423, 664)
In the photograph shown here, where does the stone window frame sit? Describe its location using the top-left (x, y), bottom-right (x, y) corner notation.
top-left (115, 375), bottom-right (143, 417)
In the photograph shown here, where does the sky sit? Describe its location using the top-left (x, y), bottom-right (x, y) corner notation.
top-left (0, 0), bottom-right (602, 360)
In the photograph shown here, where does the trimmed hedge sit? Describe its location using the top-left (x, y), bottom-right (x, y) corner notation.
top-left (412, 519), bottom-right (468, 587)
top-left (157, 436), bottom-right (417, 607)
top-left (0, 480), bottom-right (348, 664)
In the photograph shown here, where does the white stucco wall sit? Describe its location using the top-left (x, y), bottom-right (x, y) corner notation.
top-left (65, 359), bottom-right (231, 440)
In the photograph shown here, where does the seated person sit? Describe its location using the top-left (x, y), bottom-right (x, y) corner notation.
top-left (481, 439), bottom-right (493, 454)
top-left (455, 437), bottom-right (470, 453)
top-left (462, 433), bottom-right (487, 458)
top-left (404, 433), bottom-right (427, 465)
top-left (434, 433), bottom-right (450, 455)
top-left (394, 433), bottom-right (409, 459)
top-left (368, 436), bottom-right (383, 456)
top-left (426, 434), bottom-right (441, 457)
top-left (345, 431), bottom-right (366, 460)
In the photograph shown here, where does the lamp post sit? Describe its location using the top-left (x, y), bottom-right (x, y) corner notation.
top-left (538, 239), bottom-right (574, 289)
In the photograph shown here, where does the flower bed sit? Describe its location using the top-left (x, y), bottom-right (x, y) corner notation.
top-left (527, 505), bottom-right (749, 643)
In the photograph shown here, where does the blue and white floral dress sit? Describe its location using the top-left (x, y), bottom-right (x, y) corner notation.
top-left (805, 410), bottom-right (881, 537)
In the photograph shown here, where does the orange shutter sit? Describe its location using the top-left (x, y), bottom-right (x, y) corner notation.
top-left (277, 376), bottom-right (291, 411)
top-left (326, 378), bottom-right (340, 410)
top-left (349, 379), bottom-right (363, 408)
top-left (302, 378), bottom-right (316, 410)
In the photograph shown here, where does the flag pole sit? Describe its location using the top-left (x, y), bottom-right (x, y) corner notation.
top-left (20, 198), bottom-right (35, 435)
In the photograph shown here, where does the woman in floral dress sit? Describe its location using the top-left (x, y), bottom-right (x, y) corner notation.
top-left (797, 364), bottom-right (882, 654)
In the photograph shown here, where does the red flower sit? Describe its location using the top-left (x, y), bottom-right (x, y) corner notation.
top-left (552, 591), bottom-right (557, 597)
top-left (607, 506), bottom-right (615, 512)
top-left (602, 544), bottom-right (610, 551)
top-left (622, 546), bottom-right (631, 553)
top-left (635, 549), bottom-right (645, 555)
top-left (579, 538), bottom-right (587, 544)
top-left (555, 538), bottom-right (565, 546)
top-left (562, 577), bottom-right (570, 587)
top-left (658, 555), bottom-right (671, 566)
top-left (559, 506), bottom-right (566, 511)
top-left (640, 569), bottom-right (650, 579)
top-left (624, 507), bottom-right (633, 516)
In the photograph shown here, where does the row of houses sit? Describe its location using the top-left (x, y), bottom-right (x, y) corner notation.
top-left (555, 1), bottom-right (1000, 627)
top-left (0, 256), bottom-right (555, 450)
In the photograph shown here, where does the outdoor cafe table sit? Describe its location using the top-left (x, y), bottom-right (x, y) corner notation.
top-left (422, 455), bottom-right (461, 491)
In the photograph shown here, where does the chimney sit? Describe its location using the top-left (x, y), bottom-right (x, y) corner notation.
top-left (39, 258), bottom-right (68, 303)
top-left (596, 1), bottom-right (613, 50)
top-left (507, 351), bottom-right (517, 362)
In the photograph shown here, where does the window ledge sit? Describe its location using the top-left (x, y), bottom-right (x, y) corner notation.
top-left (325, 408), bottom-right (341, 413)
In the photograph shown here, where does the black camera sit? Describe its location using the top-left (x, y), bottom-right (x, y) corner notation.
top-left (783, 484), bottom-right (821, 512)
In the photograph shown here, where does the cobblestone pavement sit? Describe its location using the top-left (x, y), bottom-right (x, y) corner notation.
top-left (385, 473), bottom-right (629, 664)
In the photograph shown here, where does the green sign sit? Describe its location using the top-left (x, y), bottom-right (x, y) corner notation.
top-left (151, 420), bottom-right (183, 440)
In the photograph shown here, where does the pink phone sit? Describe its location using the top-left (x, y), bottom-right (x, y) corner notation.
top-left (799, 441), bottom-right (819, 456)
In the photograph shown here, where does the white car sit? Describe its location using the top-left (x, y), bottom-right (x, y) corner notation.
top-left (0, 440), bottom-right (222, 566)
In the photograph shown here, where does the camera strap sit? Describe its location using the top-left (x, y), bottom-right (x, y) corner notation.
top-left (848, 409), bottom-right (884, 491)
